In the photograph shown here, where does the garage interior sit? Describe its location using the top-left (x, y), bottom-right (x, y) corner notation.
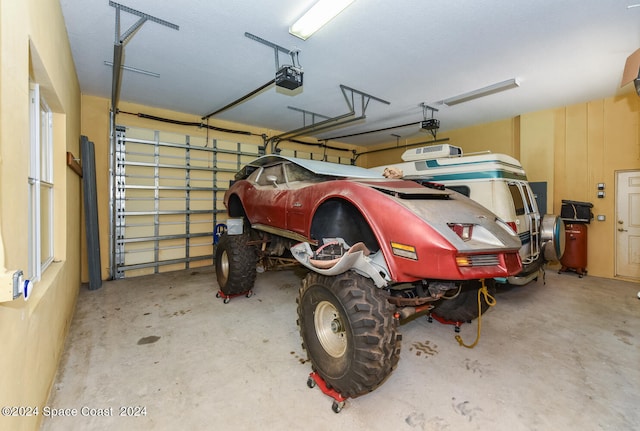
top-left (1, 1), bottom-right (639, 430)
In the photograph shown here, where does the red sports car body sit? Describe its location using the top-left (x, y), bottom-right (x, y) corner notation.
top-left (224, 155), bottom-right (522, 284)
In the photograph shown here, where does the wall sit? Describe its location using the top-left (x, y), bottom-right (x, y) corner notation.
top-left (444, 117), bottom-right (520, 158)
top-left (359, 117), bottom-right (519, 169)
top-left (0, 0), bottom-right (81, 430)
top-left (520, 94), bottom-right (640, 279)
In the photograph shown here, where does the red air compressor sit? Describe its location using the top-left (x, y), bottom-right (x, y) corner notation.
top-left (559, 223), bottom-right (588, 276)
top-left (558, 200), bottom-right (593, 277)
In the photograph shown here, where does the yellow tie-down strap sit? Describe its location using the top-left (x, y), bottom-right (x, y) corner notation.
top-left (455, 279), bottom-right (496, 349)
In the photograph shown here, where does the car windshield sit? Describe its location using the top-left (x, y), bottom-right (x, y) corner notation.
top-left (253, 161), bottom-right (324, 186)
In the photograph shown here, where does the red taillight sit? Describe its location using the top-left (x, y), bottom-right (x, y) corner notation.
top-left (506, 221), bottom-right (518, 233)
top-left (449, 223), bottom-right (473, 241)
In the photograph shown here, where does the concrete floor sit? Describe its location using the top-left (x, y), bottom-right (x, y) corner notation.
top-left (41, 266), bottom-right (639, 431)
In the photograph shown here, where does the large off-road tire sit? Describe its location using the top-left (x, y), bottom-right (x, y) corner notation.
top-left (297, 271), bottom-right (402, 398)
top-left (431, 279), bottom-right (496, 322)
top-left (215, 232), bottom-right (257, 295)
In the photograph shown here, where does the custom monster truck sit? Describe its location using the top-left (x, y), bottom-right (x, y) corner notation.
top-left (215, 155), bottom-right (522, 402)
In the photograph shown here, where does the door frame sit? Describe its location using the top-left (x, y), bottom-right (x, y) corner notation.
top-left (615, 169), bottom-right (640, 280)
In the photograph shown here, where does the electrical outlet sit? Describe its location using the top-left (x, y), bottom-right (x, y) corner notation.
top-left (12, 270), bottom-right (23, 299)
top-left (1, 269), bottom-right (24, 302)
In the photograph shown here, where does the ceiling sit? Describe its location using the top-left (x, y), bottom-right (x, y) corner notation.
top-left (60, 0), bottom-right (640, 147)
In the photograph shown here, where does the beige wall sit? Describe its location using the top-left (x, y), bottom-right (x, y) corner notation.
top-left (520, 95), bottom-right (640, 279)
top-left (358, 117), bottom-right (520, 169)
top-left (0, 0), bottom-right (81, 430)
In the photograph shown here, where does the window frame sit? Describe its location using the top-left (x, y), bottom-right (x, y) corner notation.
top-left (28, 82), bottom-right (54, 281)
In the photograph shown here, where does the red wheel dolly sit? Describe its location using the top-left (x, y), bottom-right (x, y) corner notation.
top-left (215, 290), bottom-right (252, 304)
top-left (427, 312), bottom-right (467, 333)
top-left (307, 372), bottom-right (347, 413)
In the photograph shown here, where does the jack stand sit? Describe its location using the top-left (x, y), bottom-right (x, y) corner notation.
top-left (215, 290), bottom-right (252, 304)
top-left (307, 372), bottom-right (347, 413)
top-left (427, 312), bottom-right (468, 333)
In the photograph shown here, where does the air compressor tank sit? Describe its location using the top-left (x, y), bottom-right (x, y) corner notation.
top-left (559, 223), bottom-right (588, 277)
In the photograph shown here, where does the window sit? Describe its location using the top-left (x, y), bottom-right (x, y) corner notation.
top-left (447, 185), bottom-right (471, 197)
top-left (285, 162), bottom-right (317, 182)
top-left (28, 83), bottom-right (54, 281)
top-left (522, 184), bottom-right (538, 214)
top-left (256, 164), bottom-right (285, 186)
top-left (508, 183), bottom-right (526, 216)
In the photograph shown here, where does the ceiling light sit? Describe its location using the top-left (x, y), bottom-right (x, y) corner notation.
top-left (442, 78), bottom-right (520, 106)
top-left (289, 0), bottom-right (355, 40)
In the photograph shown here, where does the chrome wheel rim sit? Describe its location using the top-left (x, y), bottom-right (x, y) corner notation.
top-left (314, 300), bottom-right (347, 358)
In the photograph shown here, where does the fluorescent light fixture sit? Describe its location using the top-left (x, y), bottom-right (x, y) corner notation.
top-left (289, 0), bottom-right (355, 40)
top-left (442, 78), bottom-right (519, 106)
top-left (104, 61), bottom-right (160, 78)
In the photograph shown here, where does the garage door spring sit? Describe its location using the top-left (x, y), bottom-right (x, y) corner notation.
top-left (455, 279), bottom-right (496, 349)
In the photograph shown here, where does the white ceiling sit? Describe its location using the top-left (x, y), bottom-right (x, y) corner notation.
top-left (60, 0), bottom-right (640, 147)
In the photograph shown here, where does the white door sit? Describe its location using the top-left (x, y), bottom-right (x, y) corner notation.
top-left (616, 171), bottom-right (640, 279)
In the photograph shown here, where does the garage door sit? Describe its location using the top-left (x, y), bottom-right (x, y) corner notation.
top-left (110, 126), bottom-right (261, 279)
top-left (277, 147), bottom-right (355, 165)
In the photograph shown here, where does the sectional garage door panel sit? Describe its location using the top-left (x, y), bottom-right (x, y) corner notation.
top-left (111, 126), bottom-right (261, 279)
top-left (276, 148), bottom-right (355, 166)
